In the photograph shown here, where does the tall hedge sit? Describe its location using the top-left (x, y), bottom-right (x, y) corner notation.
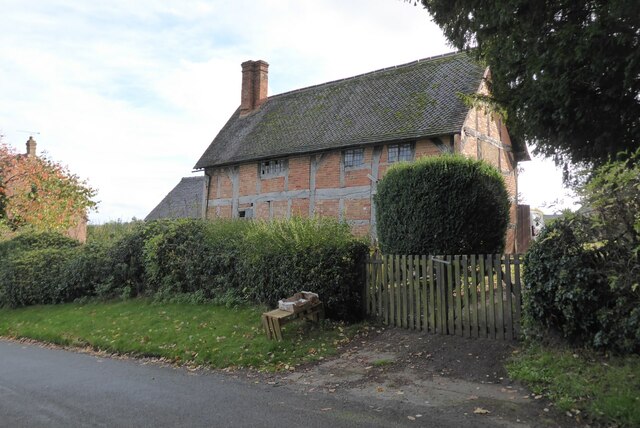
top-left (0, 219), bottom-right (369, 322)
top-left (524, 148), bottom-right (640, 353)
top-left (374, 154), bottom-right (510, 255)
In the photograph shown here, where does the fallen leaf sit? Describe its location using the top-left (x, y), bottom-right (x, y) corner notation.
top-left (376, 386), bottom-right (384, 393)
top-left (321, 408), bottom-right (332, 411)
top-left (473, 407), bottom-right (491, 415)
top-left (468, 395), bottom-right (479, 400)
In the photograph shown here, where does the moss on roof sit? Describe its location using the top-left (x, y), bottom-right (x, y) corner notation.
top-left (195, 52), bottom-right (485, 169)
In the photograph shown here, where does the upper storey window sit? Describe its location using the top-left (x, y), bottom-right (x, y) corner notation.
top-left (388, 143), bottom-right (414, 163)
top-left (260, 159), bottom-right (286, 178)
top-left (344, 148), bottom-right (364, 168)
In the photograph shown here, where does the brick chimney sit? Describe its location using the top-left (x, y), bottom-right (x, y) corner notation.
top-left (25, 136), bottom-right (37, 157)
top-left (240, 60), bottom-right (269, 115)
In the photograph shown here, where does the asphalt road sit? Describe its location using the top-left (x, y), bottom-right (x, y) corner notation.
top-left (0, 340), bottom-right (440, 428)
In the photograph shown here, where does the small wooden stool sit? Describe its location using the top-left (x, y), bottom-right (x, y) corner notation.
top-left (262, 303), bottom-right (324, 341)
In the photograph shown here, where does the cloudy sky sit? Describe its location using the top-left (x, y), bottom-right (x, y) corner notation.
top-left (1, 0), bottom-right (577, 223)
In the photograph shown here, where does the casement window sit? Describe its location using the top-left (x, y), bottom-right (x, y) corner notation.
top-left (260, 159), bottom-right (286, 178)
top-left (343, 148), bottom-right (365, 168)
top-left (388, 143), bottom-right (414, 163)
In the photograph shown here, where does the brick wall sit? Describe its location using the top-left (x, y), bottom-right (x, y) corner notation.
top-left (459, 74), bottom-right (520, 253)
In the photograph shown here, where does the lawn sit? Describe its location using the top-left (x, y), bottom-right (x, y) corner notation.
top-left (0, 299), bottom-right (361, 371)
top-left (508, 344), bottom-right (640, 427)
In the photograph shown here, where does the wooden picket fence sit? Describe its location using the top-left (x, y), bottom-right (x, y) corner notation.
top-left (365, 253), bottom-right (524, 340)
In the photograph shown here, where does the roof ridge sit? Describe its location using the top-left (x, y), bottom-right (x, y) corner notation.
top-left (269, 51), bottom-right (466, 99)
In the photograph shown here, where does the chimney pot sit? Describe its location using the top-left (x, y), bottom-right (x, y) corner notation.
top-left (26, 136), bottom-right (37, 157)
top-left (240, 60), bottom-right (269, 115)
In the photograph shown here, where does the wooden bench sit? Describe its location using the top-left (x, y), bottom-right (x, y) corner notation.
top-left (261, 303), bottom-right (324, 341)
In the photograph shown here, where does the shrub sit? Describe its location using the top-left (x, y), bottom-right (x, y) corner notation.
top-left (0, 217), bottom-right (368, 322)
top-left (60, 243), bottom-right (112, 302)
top-left (0, 230), bottom-right (78, 259)
top-left (374, 154), bottom-right (510, 255)
top-left (239, 218), bottom-right (368, 321)
top-left (524, 148), bottom-right (640, 353)
top-left (143, 219), bottom-right (249, 301)
top-left (1, 247), bottom-right (76, 307)
top-left (105, 220), bottom-right (174, 297)
top-left (523, 214), bottom-right (610, 344)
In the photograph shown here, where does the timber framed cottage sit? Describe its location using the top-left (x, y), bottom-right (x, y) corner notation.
top-left (195, 52), bottom-right (530, 252)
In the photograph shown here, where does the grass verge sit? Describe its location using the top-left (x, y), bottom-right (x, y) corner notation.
top-left (507, 343), bottom-right (640, 427)
top-left (0, 299), bottom-right (362, 371)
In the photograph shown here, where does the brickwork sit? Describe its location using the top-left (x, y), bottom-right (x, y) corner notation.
top-left (290, 198), bottom-right (310, 217)
top-left (218, 205), bottom-right (232, 218)
top-left (261, 176), bottom-right (285, 193)
top-left (315, 152), bottom-right (341, 189)
top-left (272, 200), bottom-right (288, 218)
top-left (288, 156), bottom-right (310, 190)
top-left (218, 170), bottom-right (233, 199)
top-left (459, 73), bottom-right (520, 252)
top-left (255, 201), bottom-right (269, 220)
top-left (414, 138), bottom-right (442, 158)
top-left (344, 198), bottom-right (370, 221)
top-left (314, 199), bottom-right (340, 218)
top-left (239, 164), bottom-right (257, 196)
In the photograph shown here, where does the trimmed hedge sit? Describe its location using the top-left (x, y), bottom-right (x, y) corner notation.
top-left (0, 219), bottom-right (368, 321)
top-left (374, 154), bottom-right (510, 255)
top-left (1, 247), bottom-right (78, 307)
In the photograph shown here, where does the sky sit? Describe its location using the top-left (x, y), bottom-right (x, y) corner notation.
top-left (1, 0), bottom-right (578, 223)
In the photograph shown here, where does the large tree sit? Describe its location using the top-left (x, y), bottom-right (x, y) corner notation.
top-left (0, 141), bottom-right (96, 234)
top-left (412, 0), bottom-right (639, 167)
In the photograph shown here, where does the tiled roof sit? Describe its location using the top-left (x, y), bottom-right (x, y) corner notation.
top-left (195, 52), bottom-right (485, 169)
top-left (145, 176), bottom-right (206, 221)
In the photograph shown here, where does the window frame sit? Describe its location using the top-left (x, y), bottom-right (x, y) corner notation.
top-left (388, 142), bottom-right (415, 163)
top-left (260, 158), bottom-right (286, 178)
top-left (343, 148), bottom-right (365, 169)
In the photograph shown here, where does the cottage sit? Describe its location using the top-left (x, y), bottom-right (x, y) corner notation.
top-left (194, 52), bottom-right (530, 252)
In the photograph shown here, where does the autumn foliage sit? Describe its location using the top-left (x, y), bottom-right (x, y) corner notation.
top-left (0, 142), bottom-right (96, 234)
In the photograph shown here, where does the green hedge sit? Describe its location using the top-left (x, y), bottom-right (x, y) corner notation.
top-left (1, 247), bottom-right (78, 307)
top-left (523, 214), bottom-right (610, 345)
top-left (239, 218), bottom-right (368, 321)
top-left (374, 154), bottom-right (510, 255)
top-left (0, 219), bottom-right (368, 321)
top-left (524, 148), bottom-right (640, 353)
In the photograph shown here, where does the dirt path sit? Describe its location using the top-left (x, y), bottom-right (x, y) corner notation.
top-left (257, 328), bottom-right (583, 427)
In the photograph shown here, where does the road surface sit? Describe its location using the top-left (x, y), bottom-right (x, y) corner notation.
top-left (0, 339), bottom-right (474, 428)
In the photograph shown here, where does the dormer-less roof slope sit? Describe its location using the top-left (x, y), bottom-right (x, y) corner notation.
top-left (195, 52), bottom-right (484, 169)
top-left (145, 176), bottom-right (206, 221)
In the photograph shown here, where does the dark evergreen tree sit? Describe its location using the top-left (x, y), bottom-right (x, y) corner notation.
top-left (411, 0), bottom-right (639, 167)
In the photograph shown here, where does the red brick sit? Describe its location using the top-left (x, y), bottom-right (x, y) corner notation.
top-left (344, 199), bottom-right (370, 221)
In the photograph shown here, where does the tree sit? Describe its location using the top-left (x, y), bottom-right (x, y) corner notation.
top-left (411, 0), bottom-right (639, 168)
top-left (0, 141), bottom-right (97, 234)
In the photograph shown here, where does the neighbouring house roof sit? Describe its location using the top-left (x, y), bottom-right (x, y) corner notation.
top-left (145, 176), bottom-right (206, 221)
top-left (195, 52), bottom-right (487, 169)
